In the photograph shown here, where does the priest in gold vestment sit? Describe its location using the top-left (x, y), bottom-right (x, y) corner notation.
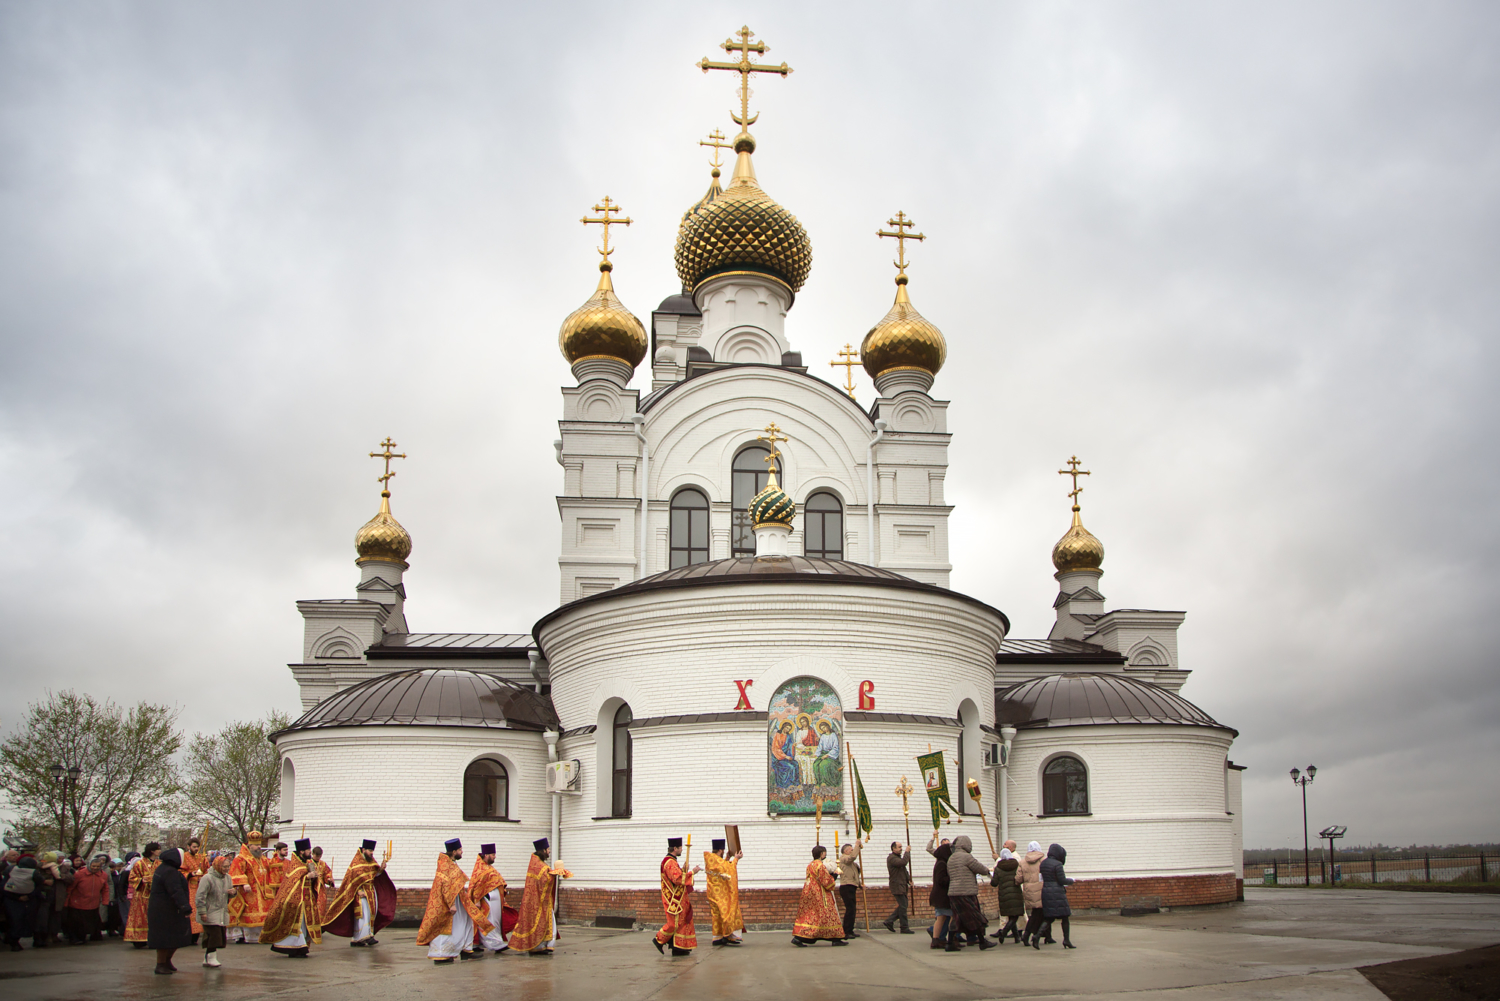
top-left (704, 838), bottom-right (745, 946)
top-left (653, 837), bottom-right (701, 956)
top-left (259, 839), bottom-right (322, 958)
top-left (507, 837), bottom-right (568, 955)
top-left (791, 846), bottom-right (846, 947)
top-left (416, 839), bottom-right (491, 964)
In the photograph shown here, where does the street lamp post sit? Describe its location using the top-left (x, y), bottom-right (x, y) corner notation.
top-left (49, 763), bottom-right (82, 853)
top-left (1290, 765), bottom-right (1317, 885)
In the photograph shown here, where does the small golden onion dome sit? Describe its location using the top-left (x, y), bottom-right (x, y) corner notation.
top-left (674, 145), bottom-right (812, 295)
top-left (1052, 507), bottom-right (1104, 573)
top-left (355, 491), bottom-right (413, 565)
top-left (558, 262), bottom-right (648, 367)
top-left (749, 471), bottom-right (796, 529)
top-left (861, 275), bottom-right (947, 378)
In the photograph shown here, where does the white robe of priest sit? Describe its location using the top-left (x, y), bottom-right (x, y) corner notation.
top-left (478, 889), bottom-right (508, 952)
top-left (426, 902), bottom-right (474, 959)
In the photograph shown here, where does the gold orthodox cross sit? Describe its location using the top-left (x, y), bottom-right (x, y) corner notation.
top-left (756, 422), bottom-right (789, 470)
top-left (895, 776), bottom-right (914, 814)
top-left (581, 196), bottom-right (632, 263)
top-left (878, 211), bottom-right (926, 277)
top-left (829, 343), bottom-right (860, 400)
top-left (697, 26), bottom-right (792, 138)
top-left (1058, 455), bottom-right (1091, 508)
top-left (369, 438), bottom-right (407, 490)
top-left (699, 128), bottom-right (732, 171)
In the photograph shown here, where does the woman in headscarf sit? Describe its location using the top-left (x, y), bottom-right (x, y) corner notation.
top-left (989, 846), bottom-right (1026, 943)
top-left (925, 835), bottom-right (952, 949)
top-left (1017, 840), bottom-right (1048, 946)
top-left (944, 835), bottom-right (993, 952)
top-left (146, 848), bottom-right (193, 974)
top-left (1034, 843), bottom-right (1076, 950)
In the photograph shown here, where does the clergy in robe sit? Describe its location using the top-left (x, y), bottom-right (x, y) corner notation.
top-left (507, 838), bottom-right (566, 955)
top-left (323, 840), bottom-right (396, 947)
top-left (704, 838), bottom-right (745, 946)
top-left (259, 839), bottom-right (322, 958)
top-left (653, 837), bottom-right (701, 956)
top-left (791, 846), bottom-right (846, 946)
top-left (416, 839), bottom-right (491, 964)
top-left (180, 838), bottom-right (209, 942)
top-left (468, 844), bottom-right (510, 954)
top-left (227, 832), bottom-right (271, 943)
top-left (124, 844), bottom-right (161, 946)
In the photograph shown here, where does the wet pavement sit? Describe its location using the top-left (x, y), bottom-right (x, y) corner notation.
top-left (3, 888), bottom-right (1499, 1000)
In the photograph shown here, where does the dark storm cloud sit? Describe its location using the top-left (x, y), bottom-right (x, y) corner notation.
top-left (2, 2), bottom-right (1496, 844)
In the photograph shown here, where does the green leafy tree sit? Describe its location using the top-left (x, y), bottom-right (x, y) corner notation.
top-left (180, 712), bottom-right (290, 846)
top-left (0, 691), bottom-right (182, 857)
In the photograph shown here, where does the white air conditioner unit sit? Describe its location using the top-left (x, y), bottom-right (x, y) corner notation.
top-left (981, 743), bottom-right (1004, 769)
top-left (546, 759), bottom-right (582, 795)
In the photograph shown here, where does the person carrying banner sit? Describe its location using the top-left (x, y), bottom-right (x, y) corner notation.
top-left (259, 838), bottom-right (321, 958)
top-left (653, 837), bottom-right (700, 956)
top-left (468, 844), bottom-right (511, 954)
top-left (507, 838), bottom-right (569, 955)
top-left (417, 839), bottom-right (490, 965)
top-left (704, 839), bottom-right (745, 946)
top-left (791, 846), bottom-right (845, 947)
top-left (322, 840), bottom-right (396, 948)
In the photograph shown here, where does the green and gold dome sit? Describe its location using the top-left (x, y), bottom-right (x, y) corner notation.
top-left (356, 491), bottom-right (413, 566)
top-left (749, 473), bottom-right (796, 529)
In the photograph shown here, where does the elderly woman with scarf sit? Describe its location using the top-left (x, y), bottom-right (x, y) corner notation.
top-left (146, 849), bottom-right (193, 974)
top-left (988, 846), bottom-right (1026, 943)
top-left (925, 835), bottom-right (952, 949)
top-left (944, 835), bottom-right (994, 952)
top-left (1017, 841), bottom-right (1049, 946)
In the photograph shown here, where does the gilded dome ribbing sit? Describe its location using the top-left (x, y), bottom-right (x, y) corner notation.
top-left (356, 491), bottom-right (412, 565)
top-left (558, 262), bottom-right (648, 367)
top-left (674, 149), bottom-right (812, 295)
top-left (748, 472), bottom-right (796, 529)
top-left (1052, 508), bottom-right (1104, 573)
top-left (861, 275), bottom-right (947, 378)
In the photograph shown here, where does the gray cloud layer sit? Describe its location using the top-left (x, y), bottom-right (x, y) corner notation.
top-left (3, 2), bottom-right (1496, 847)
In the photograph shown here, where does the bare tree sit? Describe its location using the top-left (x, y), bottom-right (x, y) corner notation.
top-left (180, 712), bottom-right (290, 846)
top-left (0, 691), bottom-right (182, 857)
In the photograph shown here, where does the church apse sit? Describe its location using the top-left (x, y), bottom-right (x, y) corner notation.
top-left (767, 677), bottom-right (843, 815)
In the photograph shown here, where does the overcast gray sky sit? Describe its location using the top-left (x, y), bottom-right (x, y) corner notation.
top-left (2, 1), bottom-right (1497, 849)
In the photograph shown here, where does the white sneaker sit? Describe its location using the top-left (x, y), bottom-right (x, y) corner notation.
top-left (204, 954), bottom-right (221, 967)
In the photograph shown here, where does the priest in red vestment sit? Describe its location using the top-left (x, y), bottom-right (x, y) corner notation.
top-left (507, 837), bottom-right (570, 955)
top-left (653, 837), bottom-right (701, 956)
top-left (792, 846), bottom-right (846, 946)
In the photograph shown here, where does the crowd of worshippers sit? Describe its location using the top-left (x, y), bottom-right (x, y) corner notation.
top-left (0, 830), bottom-right (1079, 971)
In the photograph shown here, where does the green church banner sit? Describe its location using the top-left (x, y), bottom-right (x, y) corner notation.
top-left (916, 749), bottom-right (960, 829)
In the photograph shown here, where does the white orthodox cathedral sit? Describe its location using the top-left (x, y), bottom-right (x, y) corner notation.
top-left (271, 30), bottom-right (1244, 922)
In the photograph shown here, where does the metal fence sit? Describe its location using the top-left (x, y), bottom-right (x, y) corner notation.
top-left (1246, 852), bottom-right (1498, 886)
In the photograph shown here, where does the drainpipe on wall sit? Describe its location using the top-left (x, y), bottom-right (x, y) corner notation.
top-left (1000, 725), bottom-right (1017, 846)
top-left (543, 729), bottom-right (560, 921)
top-left (630, 414), bottom-right (648, 581)
top-left (866, 420), bottom-right (887, 564)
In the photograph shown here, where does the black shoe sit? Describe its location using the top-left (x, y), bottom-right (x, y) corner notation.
top-left (846, 931), bottom-right (860, 938)
top-left (368, 939), bottom-right (378, 946)
top-left (712, 937), bottom-right (728, 946)
top-left (671, 946), bottom-right (692, 956)
top-left (945, 944), bottom-right (962, 952)
top-left (899, 928), bottom-right (914, 934)
top-left (792, 937), bottom-right (808, 947)
top-left (1032, 937), bottom-right (1041, 950)
top-left (434, 957), bottom-right (455, 965)
top-left (1044, 938), bottom-right (1056, 945)
top-left (653, 938), bottom-right (664, 954)
top-left (350, 941), bottom-right (366, 947)
top-left (154, 965), bottom-right (174, 975)
top-left (459, 950), bottom-right (477, 960)
top-left (831, 939), bottom-right (847, 946)
top-left (977, 938), bottom-right (996, 950)
top-left (1063, 941), bottom-right (1076, 949)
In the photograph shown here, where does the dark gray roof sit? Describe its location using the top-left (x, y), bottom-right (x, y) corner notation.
top-left (367, 633), bottom-right (532, 659)
top-left (272, 669), bottom-right (558, 737)
top-left (997, 638), bottom-right (1126, 664)
top-left (655, 293), bottom-right (701, 315)
top-left (995, 673), bottom-right (1234, 734)
top-left (534, 556), bottom-right (1009, 642)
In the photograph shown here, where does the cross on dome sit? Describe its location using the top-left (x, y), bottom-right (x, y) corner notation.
top-left (878, 210), bottom-right (926, 281)
top-left (829, 343), bottom-right (861, 400)
top-left (369, 437), bottom-right (407, 495)
top-left (581, 196), bottom-right (632, 267)
top-left (1058, 455), bottom-right (1092, 512)
top-left (697, 26), bottom-right (792, 150)
top-left (699, 128), bottom-right (732, 174)
top-left (756, 421), bottom-right (789, 467)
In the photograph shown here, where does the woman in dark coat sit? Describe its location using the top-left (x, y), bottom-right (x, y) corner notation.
top-left (988, 849), bottom-right (1026, 943)
top-left (1034, 843), bottom-right (1076, 950)
top-left (146, 849), bottom-right (193, 974)
top-left (926, 838), bottom-right (953, 950)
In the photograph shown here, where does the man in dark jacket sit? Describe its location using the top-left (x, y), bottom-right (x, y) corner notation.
top-left (146, 848), bottom-right (193, 974)
top-left (1033, 843), bottom-right (1076, 950)
top-left (881, 842), bottom-right (913, 934)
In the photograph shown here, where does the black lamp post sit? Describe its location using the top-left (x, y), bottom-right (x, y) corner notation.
top-left (50, 763), bottom-right (82, 852)
top-left (1290, 765), bottom-right (1317, 885)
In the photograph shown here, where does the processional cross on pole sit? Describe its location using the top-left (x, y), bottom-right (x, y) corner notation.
top-left (697, 26), bottom-right (793, 142)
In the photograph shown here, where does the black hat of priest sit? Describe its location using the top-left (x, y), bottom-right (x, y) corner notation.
top-left (445, 838), bottom-right (462, 852)
top-left (294, 838), bottom-right (311, 852)
top-left (712, 839), bottom-right (726, 851)
top-left (667, 837), bottom-right (683, 849)
top-left (361, 839), bottom-right (377, 851)
top-left (533, 838), bottom-right (549, 852)
top-left (480, 843), bottom-right (496, 855)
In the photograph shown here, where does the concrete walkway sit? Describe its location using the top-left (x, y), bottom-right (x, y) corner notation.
top-left (2, 888), bottom-right (1497, 1000)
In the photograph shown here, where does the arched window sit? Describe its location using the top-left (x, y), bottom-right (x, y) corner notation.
top-left (279, 758), bottom-right (295, 823)
top-left (611, 704), bottom-right (633, 817)
top-left (463, 758), bottom-right (509, 820)
top-left (732, 445), bottom-right (782, 555)
top-left (669, 489), bottom-right (710, 568)
top-left (1042, 756), bottom-right (1089, 816)
top-left (803, 492), bottom-right (844, 559)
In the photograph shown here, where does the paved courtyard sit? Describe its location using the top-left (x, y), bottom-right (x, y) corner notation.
top-left (3, 888), bottom-right (1498, 1000)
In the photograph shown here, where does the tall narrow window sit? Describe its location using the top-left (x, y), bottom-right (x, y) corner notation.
top-left (611, 703), bottom-right (633, 817)
top-left (803, 492), bottom-right (844, 559)
top-left (463, 758), bottom-right (509, 820)
top-left (669, 489), bottom-right (710, 568)
top-left (1042, 756), bottom-right (1089, 815)
top-left (732, 445), bottom-right (782, 554)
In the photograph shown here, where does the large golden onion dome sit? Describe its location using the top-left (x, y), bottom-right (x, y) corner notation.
top-left (1052, 506), bottom-right (1105, 574)
top-left (558, 261), bottom-right (648, 367)
top-left (356, 490), bottom-right (412, 565)
top-left (861, 274), bottom-right (947, 378)
top-left (674, 139), bottom-right (812, 295)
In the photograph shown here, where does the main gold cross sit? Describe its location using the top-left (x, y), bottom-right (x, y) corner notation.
top-left (580, 196), bottom-right (632, 263)
top-left (697, 26), bottom-right (792, 140)
top-left (829, 343), bottom-right (860, 400)
top-left (878, 210), bottom-right (926, 278)
top-left (699, 128), bottom-right (732, 171)
top-left (757, 421), bottom-right (789, 472)
top-left (369, 437), bottom-right (407, 490)
top-left (1058, 455), bottom-right (1091, 509)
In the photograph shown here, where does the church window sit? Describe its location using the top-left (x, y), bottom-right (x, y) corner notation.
top-left (611, 704), bottom-right (633, 817)
top-left (669, 488), bottom-right (710, 567)
top-left (463, 758), bottom-right (509, 820)
top-left (803, 492), bottom-right (844, 559)
top-left (1042, 756), bottom-right (1089, 815)
top-left (732, 445), bottom-right (782, 554)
